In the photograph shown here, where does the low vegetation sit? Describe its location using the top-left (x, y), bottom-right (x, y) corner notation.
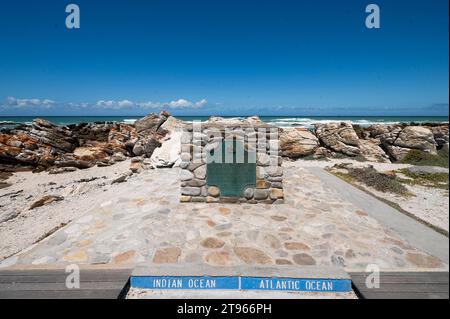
top-left (332, 165), bottom-right (410, 196)
top-left (398, 169), bottom-right (449, 191)
top-left (400, 149), bottom-right (449, 168)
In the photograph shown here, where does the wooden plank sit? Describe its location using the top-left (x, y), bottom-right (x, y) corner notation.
top-left (0, 281), bottom-right (127, 291)
top-left (0, 289), bottom-right (123, 299)
top-left (350, 272), bottom-right (449, 299)
top-left (0, 273), bottom-right (131, 283)
top-left (0, 268), bottom-right (131, 299)
top-left (355, 283), bottom-right (449, 293)
top-left (0, 269), bottom-right (132, 277)
top-left (357, 291), bottom-right (449, 300)
top-left (351, 272), bottom-right (449, 282)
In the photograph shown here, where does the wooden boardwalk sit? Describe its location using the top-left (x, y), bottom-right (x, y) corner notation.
top-left (350, 272), bottom-right (449, 299)
top-left (1, 269), bottom-right (448, 299)
top-left (0, 268), bottom-right (132, 299)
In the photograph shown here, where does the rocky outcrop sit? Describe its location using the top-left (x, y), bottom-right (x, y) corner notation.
top-left (132, 111), bottom-right (171, 157)
top-left (29, 119), bottom-right (78, 153)
top-left (1, 114), bottom-right (448, 170)
top-left (149, 129), bottom-right (182, 168)
top-left (314, 122), bottom-right (361, 156)
top-left (358, 139), bottom-right (390, 163)
top-left (0, 111), bottom-right (173, 172)
top-left (279, 128), bottom-right (319, 158)
top-left (394, 126), bottom-right (437, 153)
top-left (311, 122), bottom-right (391, 162)
top-left (370, 125), bottom-right (438, 161)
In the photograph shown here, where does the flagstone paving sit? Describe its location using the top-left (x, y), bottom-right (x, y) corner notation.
top-left (2, 164), bottom-right (448, 271)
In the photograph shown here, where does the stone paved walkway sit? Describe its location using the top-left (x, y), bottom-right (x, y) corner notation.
top-left (2, 164), bottom-right (448, 271)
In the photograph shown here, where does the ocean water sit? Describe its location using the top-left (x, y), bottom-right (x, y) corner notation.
top-left (0, 115), bottom-right (448, 130)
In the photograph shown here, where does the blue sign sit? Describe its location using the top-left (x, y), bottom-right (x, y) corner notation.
top-left (131, 276), bottom-right (239, 290)
top-left (241, 277), bottom-right (351, 293)
top-left (130, 276), bottom-right (352, 293)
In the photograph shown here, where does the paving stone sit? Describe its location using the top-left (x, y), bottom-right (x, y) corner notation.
top-left (233, 247), bottom-right (273, 264)
top-left (63, 250), bottom-right (88, 263)
top-left (284, 242), bottom-right (311, 251)
top-left (200, 237), bottom-right (225, 249)
top-left (292, 253), bottom-right (316, 266)
top-left (113, 250), bottom-right (136, 264)
top-left (91, 253), bottom-right (111, 264)
top-left (205, 251), bottom-right (232, 266)
top-left (46, 232), bottom-right (68, 246)
top-left (8, 165), bottom-right (447, 272)
top-left (405, 252), bottom-right (443, 268)
top-left (215, 223), bottom-right (232, 231)
top-left (270, 215), bottom-right (287, 221)
top-left (262, 233), bottom-right (281, 249)
top-left (153, 247), bottom-right (181, 264)
top-left (32, 256), bottom-right (56, 265)
top-left (157, 208), bottom-right (171, 215)
top-left (275, 258), bottom-right (293, 265)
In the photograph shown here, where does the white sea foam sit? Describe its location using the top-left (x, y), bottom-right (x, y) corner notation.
top-left (265, 118), bottom-right (403, 128)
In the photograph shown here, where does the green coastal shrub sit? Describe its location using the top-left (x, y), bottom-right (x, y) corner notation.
top-left (400, 149), bottom-right (449, 168)
top-left (398, 169), bottom-right (449, 190)
top-left (346, 166), bottom-right (409, 195)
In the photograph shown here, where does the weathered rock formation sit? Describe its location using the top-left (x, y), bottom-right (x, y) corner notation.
top-left (1, 113), bottom-right (448, 171)
top-left (279, 128), bottom-right (319, 158)
top-left (314, 122), bottom-right (361, 156)
top-left (131, 111), bottom-right (171, 157)
top-left (0, 111), bottom-right (173, 172)
top-left (366, 125), bottom-right (439, 161)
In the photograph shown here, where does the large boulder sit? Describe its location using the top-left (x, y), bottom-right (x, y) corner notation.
top-left (150, 129), bottom-right (182, 168)
top-left (29, 119), bottom-right (78, 153)
top-left (377, 126), bottom-right (438, 161)
top-left (394, 126), bottom-right (437, 154)
top-left (132, 137), bottom-right (162, 157)
top-left (132, 111), bottom-right (172, 158)
top-left (279, 128), bottom-right (319, 158)
top-left (314, 122), bottom-right (360, 156)
top-left (358, 139), bottom-right (390, 163)
top-left (365, 124), bottom-right (439, 161)
top-left (134, 110), bottom-right (170, 134)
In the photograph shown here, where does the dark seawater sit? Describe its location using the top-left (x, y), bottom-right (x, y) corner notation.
top-left (0, 115), bottom-right (448, 129)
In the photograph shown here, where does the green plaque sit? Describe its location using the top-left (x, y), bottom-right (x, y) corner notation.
top-left (207, 140), bottom-right (256, 197)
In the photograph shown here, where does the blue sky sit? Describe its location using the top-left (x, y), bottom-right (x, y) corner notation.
top-left (0, 0), bottom-right (448, 116)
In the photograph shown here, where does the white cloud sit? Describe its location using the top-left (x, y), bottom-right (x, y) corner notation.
top-left (95, 98), bottom-right (208, 110)
top-left (164, 98), bottom-right (209, 109)
top-left (5, 96), bottom-right (56, 108)
top-left (195, 99), bottom-right (208, 108)
top-left (167, 98), bottom-right (193, 108)
top-left (2, 96), bottom-right (209, 111)
top-left (117, 100), bottom-right (134, 108)
top-left (96, 100), bottom-right (116, 107)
